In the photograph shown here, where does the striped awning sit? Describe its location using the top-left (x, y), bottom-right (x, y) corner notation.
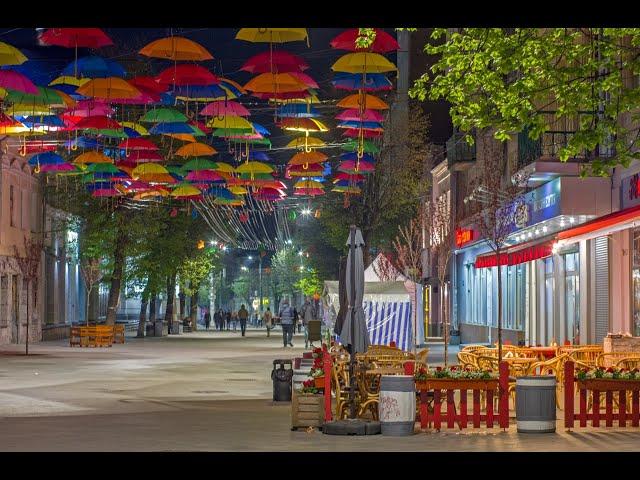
top-left (363, 301), bottom-right (413, 352)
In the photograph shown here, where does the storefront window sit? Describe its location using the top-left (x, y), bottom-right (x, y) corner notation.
top-left (545, 257), bottom-right (555, 342)
top-left (633, 229), bottom-right (640, 336)
top-left (565, 252), bottom-right (580, 344)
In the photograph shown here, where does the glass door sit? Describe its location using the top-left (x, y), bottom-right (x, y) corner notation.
top-left (565, 252), bottom-right (580, 344)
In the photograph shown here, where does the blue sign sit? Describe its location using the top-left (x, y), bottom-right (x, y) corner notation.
top-left (503, 178), bottom-right (562, 235)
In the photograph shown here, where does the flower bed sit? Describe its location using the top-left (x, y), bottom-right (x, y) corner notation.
top-left (414, 365), bottom-right (496, 382)
top-left (576, 366), bottom-right (640, 381)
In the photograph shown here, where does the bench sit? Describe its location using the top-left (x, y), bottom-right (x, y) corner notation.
top-left (70, 325), bottom-right (115, 347)
top-left (113, 324), bottom-right (125, 344)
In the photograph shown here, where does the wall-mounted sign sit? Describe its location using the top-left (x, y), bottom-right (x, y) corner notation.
top-left (502, 177), bottom-right (561, 236)
top-left (622, 172), bottom-right (640, 210)
top-left (474, 242), bottom-right (553, 269)
top-left (455, 228), bottom-right (475, 247)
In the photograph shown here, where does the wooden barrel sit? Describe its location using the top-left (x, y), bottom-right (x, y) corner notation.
top-left (378, 375), bottom-right (415, 436)
top-left (515, 376), bottom-right (556, 433)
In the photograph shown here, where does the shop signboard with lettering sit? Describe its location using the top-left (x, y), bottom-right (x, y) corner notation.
top-left (621, 172), bottom-right (640, 210)
top-left (501, 177), bottom-right (562, 235)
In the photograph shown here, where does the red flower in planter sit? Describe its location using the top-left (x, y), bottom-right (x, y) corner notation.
top-left (450, 366), bottom-right (457, 371)
top-left (436, 367), bottom-right (442, 372)
top-left (606, 367), bottom-right (614, 373)
top-left (303, 379), bottom-right (313, 388)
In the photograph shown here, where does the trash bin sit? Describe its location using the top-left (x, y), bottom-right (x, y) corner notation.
top-left (379, 375), bottom-right (416, 436)
top-left (307, 320), bottom-right (321, 343)
top-left (515, 376), bottom-right (556, 433)
top-left (154, 320), bottom-right (164, 337)
top-left (272, 359), bottom-right (293, 402)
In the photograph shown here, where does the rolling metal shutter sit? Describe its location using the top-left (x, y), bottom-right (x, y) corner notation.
top-left (594, 237), bottom-right (609, 343)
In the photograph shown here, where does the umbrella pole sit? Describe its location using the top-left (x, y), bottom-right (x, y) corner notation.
top-left (349, 224), bottom-right (357, 419)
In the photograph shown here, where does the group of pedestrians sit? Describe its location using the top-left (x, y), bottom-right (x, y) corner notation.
top-left (209, 305), bottom-right (249, 336)
top-left (277, 297), bottom-right (317, 349)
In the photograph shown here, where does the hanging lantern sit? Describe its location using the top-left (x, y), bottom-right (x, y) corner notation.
top-left (314, 209), bottom-right (321, 218)
top-left (197, 239), bottom-right (205, 249)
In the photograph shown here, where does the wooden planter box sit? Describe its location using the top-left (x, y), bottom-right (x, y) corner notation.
top-left (578, 379), bottom-right (640, 391)
top-left (416, 378), bottom-right (499, 391)
top-left (291, 391), bottom-right (324, 430)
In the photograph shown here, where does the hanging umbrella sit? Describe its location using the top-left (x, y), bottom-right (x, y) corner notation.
top-left (212, 162), bottom-right (235, 173)
top-left (279, 117), bottom-right (328, 133)
top-left (171, 84), bottom-right (234, 101)
top-left (248, 151), bottom-right (271, 161)
top-left (156, 64), bottom-right (218, 86)
top-left (338, 160), bottom-right (375, 174)
top-left (175, 142), bottom-right (217, 157)
top-left (337, 93), bottom-right (389, 110)
top-left (287, 165), bottom-right (324, 177)
top-left (61, 55), bottom-right (126, 78)
top-left (28, 152), bottom-right (65, 167)
top-left (0, 41), bottom-right (28, 65)
top-left (140, 37), bottom-right (213, 61)
top-left (236, 161), bottom-right (274, 174)
top-left (139, 108), bottom-right (188, 123)
top-left (286, 136), bottom-right (325, 149)
top-left (235, 28), bottom-right (308, 44)
top-left (120, 122), bottom-right (149, 136)
top-left (241, 50), bottom-right (308, 73)
top-left (110, 90), bottom-right (159, 105)
top-left (39, 162), bottom-right (77, 173)
top-left (128, 76), bottom-right (169, 94)
top-left (277, 103), bottom-right (319, 118)
top-left (337, 120), bottom-right (384, 131)
top-left (124, 151), bottom-right (164, 163)
top-left (5, 86), bottom-right (73, 107)
top-left (334, 172), bottom-right (365, 182)
top-left (39, 28), bottom-right (114, 78)
top-left (341, 152), bottom-right (376, 163)
top-left (288, 151), bottom-right (327, 166)
top-left (332, 72), bottom-right (393, 92)
top-left (185, 170), bottom-right (224, 182)
top-left (118, 138), bottom-right (158, 151)
top-left (336, 108), bottom-right (385, 122)
top-left (332, 52), bottom-right (397, 74)
top-left (341, 139), bottom-right (379, 153)
top-left (332, 185), bottom-right (362, 194)
top-left (73, 151), bottom-right (113, 165)
top-left (20, 114), bottom-right (65, 128)
top-left (343, 128), bottom-right (382, 138)
top-left (182, 157), bottom-right (218, 171)
top-left (200, 100), bottom-right (250, 117)
top-left (251, 90), bottom-right (311, 101)
top-left (166, 133), bottom-right (197, 143)
top-left (206, 115), bottom-right (254, 131)
top-left (148, 122), bottom-right (197, 135)
top-left (74, 115), bottom-right (121, 130)
top-left (85, 162), bottom-right (120, 174)
top-left (64, 99), bottom-right (114, 117)
top-left (76, 77), bottom-right (140, 99)
top-left (330, 29), bottom-right (400, 53)
top-left (171, 183), bottom-right (202, 198)
top-left (0, 70), bottom-right (39, 94)
top-left (244, 72), bottom-right (310, 94)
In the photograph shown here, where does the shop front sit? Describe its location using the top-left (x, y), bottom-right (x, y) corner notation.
top-left (454, 176), bottom-right (611, 346)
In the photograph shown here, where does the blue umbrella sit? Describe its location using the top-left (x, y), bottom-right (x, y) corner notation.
top-left (171, 84), bottom-right (228, 100)
top-left (332, 73), bottom-right (393, 91)
top-left (251, 122), bottom-right (270, 136)
top-left (277, 103), bottom-right (320, 118)
top-left (51, 83), bottom-right (88, 97)
top-left (65, 136), bottom-right (102, 149)
top-left (206, 186), bottom-right (234, 199)
top-left (340, 152), bottom-right (376, 163)
top-left (218, 80), bottom-right (244, 98)
top-left (28, 152), bottom-right (64, 166)
top-left (322, 163), bottom-right (332, 177)
top-left (337, 121), bottom-right (384, 130)
top-left (248, 151), bottom-right (271, 161)
top-left (19, 115), bottom-right (65, 128)
top-left (149, 122), bottom-right (195, 134)
top-left (61, 56), bottom-right (126, 78)
top-left (122, 127), bottom-right (141, 138)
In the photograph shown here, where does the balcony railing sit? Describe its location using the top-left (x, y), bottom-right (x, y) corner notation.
top-left (517, 130), bottom-right (585, 169)
top-left (447, 132), bottom-right (476, 169)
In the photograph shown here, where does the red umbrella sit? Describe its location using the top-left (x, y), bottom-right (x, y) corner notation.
top-left (0, 112), bottom-right (20, 127)
top-left (110, 90), bottom-right (159, 105)
top-left (74, 115), bottom-right (121, 130)
top-left (200, 100), bottom-right (250, 117)
top-left (189, 120), bottom-right (212, 134)
top-left (65, 99), bottom-right (114, 117)
top-left (39, 28), bottom-right (113, 48)
top-left (241, 50), bottom-right (309, 73)
top-left (118, 138), bottom-right (159, 151)
top-left (156, 64), bottom-right (219, 86)
top-left (342, 128), bottom-right (383, 138)
top-left (0, 70), bottom-right (38, 94)
top-left (330, 29), bottom-right (399, 53)
top-left (124, 151), bottom-right (164, 163)
top-left (129, 76), bottom-right (169, 94)
top-left (338, 160), bottom-right (375, 173)
top-left (334, 172), bottom-right (365, 182)
top-left (185, 170), bottom-right (224, 182)
top-left (335, 108), bottom-right (385, 123)
top-left (251, 90), bottom-right (311, 101)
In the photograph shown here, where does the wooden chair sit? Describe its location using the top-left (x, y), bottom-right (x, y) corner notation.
top-left (616, 357), bottom-right (640, 370)
top-left (461, 345), bottom-right (488, 353)
top-left (457, 351), bottom-right (479, 370)
top-left (596, 352), bottom-right (640, 368)
top-left (567, 346), bottom-right (603, 367)
top-left (416, 348), bottom-right (429, 365)
top-left (331, 359), bottom-right (355, 420)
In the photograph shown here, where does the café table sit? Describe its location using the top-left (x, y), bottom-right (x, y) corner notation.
top-left (527, 346), bottom-right (558, 361)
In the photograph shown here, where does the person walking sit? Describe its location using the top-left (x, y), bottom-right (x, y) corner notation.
top-left (279, 300), bottom-right (294, 347)
top-left (293, 306), bottom-right (300, 334)
top-left (300, 296), bottom-right (316, 349)
top-left (231, 310), bottom-right (238, 331)
top-left (238, 304), bottom-right (249, 337)
top-left (204, 310), bottom-right (211, 330)
top-left (225, 310), bottom-right (231, 331)
top-left (263, 307), bottom-right (273, 337)
top-left (214, 309), bottom-right (221, 331)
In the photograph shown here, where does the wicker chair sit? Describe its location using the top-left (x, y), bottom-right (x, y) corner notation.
top-left (331, 359), bottom-right (356, 420)
top-left (596, 352), bottom-right (640, 368)
top-left (567, 346), bottom-right (603, 367)
top-left (616, 356), bottom-right (640, 370)
top-left (457, 351), bottom-right (479, 370)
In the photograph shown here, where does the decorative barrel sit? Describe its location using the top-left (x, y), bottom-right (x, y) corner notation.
top-left (515, 376), bottom-right (556, 433)
top-left (378, 375), bottom-right (416, 436)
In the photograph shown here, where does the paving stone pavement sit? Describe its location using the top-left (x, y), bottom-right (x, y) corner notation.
top-left (1, 330), bottom-right (639, 451)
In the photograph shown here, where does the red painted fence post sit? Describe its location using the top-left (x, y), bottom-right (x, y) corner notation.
top-left (499, 361), bottom-right (509, 429)
top-left (322, 344), bottom-right (332, 422)
top-left (564, 361), bottom-right (574, 429)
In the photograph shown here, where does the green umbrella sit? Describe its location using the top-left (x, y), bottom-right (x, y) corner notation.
top-left (189, 124), bottom-right (206, 137)
top-left (86, 163), bottom-right (120, 174)
top-left (212, 127), bottom-right (254, 137)
top-left (140, 108), bottom-right (188, 123)
top-left (165, 164), bottom-right (185, 176)
top-left (341, 139), bottom-right (380, 154)
top-left (86, 128), bottom-right (129, 138)
top-left (182, 157), bottom-right (218, 171)
top-left (237, 172), bottom-right (273, 180)
top-left (5, 86), bottom-right (65, 106)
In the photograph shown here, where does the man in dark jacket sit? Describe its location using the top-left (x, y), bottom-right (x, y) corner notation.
top-left (238, 304), bottom-right (249, 336)
top-left (279, 300), bottom-right (294, 347)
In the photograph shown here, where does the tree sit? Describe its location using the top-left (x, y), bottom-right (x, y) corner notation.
top-left (14, 235), bottom-right (43, 356)
top-left (178, 247), bottom-right (221, 329)
top-left (271, 246), bottom-right (299, 307)
top-left (411, 28), bottom-right (640, 176)
top-left (231, 270), bottom-right (256, 308)
top-left (425, 198), bottom-right (453, 366)
top-left (295, 267), bottom-right (322, 297)
top-left (466, 134), bottom-right (527, 361)
top-left (79, 257), bottom-right (103, 327)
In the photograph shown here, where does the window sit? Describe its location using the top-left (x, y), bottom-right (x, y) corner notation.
top-left (632, 228), bottom-right (640, 336)
top-left (21, 190), bottom-right (29, 230)
top-left (565, 252), bottom-right (580, 344)
top-left (545, 257), bottom-right (555, 343)
top-left (9, 186), bottom-right (15, 227)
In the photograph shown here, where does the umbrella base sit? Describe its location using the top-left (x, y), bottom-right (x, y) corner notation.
top-left (322, 419), bottom-right (381, 436)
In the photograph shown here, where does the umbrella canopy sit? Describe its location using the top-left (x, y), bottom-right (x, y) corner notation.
top-left (129, 76), bottom-right (169, 94)
top-left (139, 36), bottom-right (213, 61)
top-left (339, 227), bottom-right (370, 354)
top-left (241, 50), bottom-right (309, 74)
top-left (156, 64), bottom-right (218, 86)
top-left (277, 103), bottom-right (319, 118)
top-left (139, 108), bottom-right (187, 123)
top-left (185, 170), bottom-right (224, 182)
top-left (5, 86), bottom-right (74, 107)
top-left (0, 70), bottom-right (38, 94)
top-left (175, 142), bottom-right (217, 157)
top-left (171, 183), bottom-right (201, 198)
top-left (248, 151), bottom-right (271, 161)
top-left (287, 165), bottom-right (324, 177)
top-left (336, 108), bottom-right (385, 122)
top-left (332, 72), bottom-right (393, 91)
top-left (124, 151), bottom-right (164, 163)
top-left (341, 139), bottom-right (380, 153)
top-left (118, 137), bottom-right (158, 151)
top-left (0, 41), bottom-right (28, 65)
top-left (332, 52), bottom-right (397, 74)
top-left (148, 122), bottom-right (196, 135)
top-left (76, 77), bottom-right (140, 99)
top-left (332, 185), bottom-right (362, 194)
top-left (286, 136), bottom-right (325, 149)
top-left (338, 160), bottom-right (375, 174)
top-left (330, 29), bottom-right (400, 53)
top-left (73, 151), bottom-right (113, 165)
top-left (207, 115), bottom-right (253, 131)
top-left (182, 157), bottom-right (218, 171)
top-left (337, 120), bottom-right (384, 131)
top-left (244, 72), bottom-right (310, 94)
top-left (279, 117), bottom-right (328, 133)
top-left (288, 151), bottom-right (327, 166)
top-left (64, 99), bottom-right (114, 117)
top-left (170, 84), bottom-right (233, 101)
top-left (200, 100), bottom-right (250, 117)
top-left (342, 128), bottom-right (382, 138)
top-left (74, 115), bottom-right (121, 130)
top-left (236, 28), bottom-right (308, 44)
top-left (236, 161), bottom-right (273, 174)
top-left (61, 55), bottom-right (126, 78)
top-left (337, 93), bottom-right (389, 110)
top-left (39, 28), bottom-right (113, 48)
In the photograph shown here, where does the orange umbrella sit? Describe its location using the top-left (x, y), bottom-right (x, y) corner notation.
top-left (76, 77), bottom-right (140, 100)
top-left (73, 151), bottom-right (113, 165)
top-left (244, 72), bottom-right (309, 94)
top-left (175, 142), bottom-right (217, 157)
top-left (166, 133), bottom-right (197, 143)
top-left (288, 151), bottom-right (327, 166)
top-left (139, 36), bottom-right (213, 61)
top-left (337, 93), bottom-right (389, 110)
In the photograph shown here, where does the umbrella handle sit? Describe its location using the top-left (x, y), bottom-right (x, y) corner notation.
top-left (34, 161), bottom-right (40, 174)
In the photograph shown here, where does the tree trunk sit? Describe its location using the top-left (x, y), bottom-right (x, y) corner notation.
top-left (497, 251), bottom-right (503, 362)
top-left (149, 294), bottom-right (157, 323)
top-left (137, 283), bottom-right (149, 338)
top-left (361, 228), bottom-right (372, 269)
top-left (85, 285), bottom-right (92, 326)
top-left (178, 290), bottom-right (186, 322)
top-left (105, 227), bottom-right (127, 326)
top-left (190, 290), bottom-right (198, 331)
top-left (165, 274), bottom-right (176, 332)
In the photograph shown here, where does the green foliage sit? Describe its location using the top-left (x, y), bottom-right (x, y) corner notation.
top-left (411, 28), bottom-right (640, 175)
top-left (231, 270), bottom-right (256, 307)
top-left (271, 246), bottom-right (299, 302)
top-left (177, 248), bottom-right (221, 297)
top-left (295, 267), bottom-right (322, 296)
top-left (356, 28), bottom-right (377, 49)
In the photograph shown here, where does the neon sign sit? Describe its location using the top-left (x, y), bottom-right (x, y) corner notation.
top-left (455, 228), bottom-right (475, 247)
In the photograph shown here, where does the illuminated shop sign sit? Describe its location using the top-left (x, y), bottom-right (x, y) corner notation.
top-left (474, 243), bottom-right (553, 269)
top-left (502, 178), bottom-right (561, 235)
top-left (455, 228), bottom-right (475, 247)
top-left (622, 172), bottom-right (640, 209)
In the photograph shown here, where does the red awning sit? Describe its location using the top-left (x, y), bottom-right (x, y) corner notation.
top-left (557, 204), bottom-right (640, 242)
top-left (475, 241), bottom-right (554, 269)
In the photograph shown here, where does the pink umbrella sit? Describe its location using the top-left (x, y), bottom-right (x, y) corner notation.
top-left (185, 170), bottom-right (224, 182)
top-left (0, 70), bottom-right (39, 94)
top-left (125, 151), bottom-right (163, 163)
top-left (338, 160), bottom-right (375, 173)
top-left (241, 50), bottom-right (309, 74)
top-left (110, 90), bottom-right (159, 105)
top-left (65, 100), bottom-right (114, 117)
top-left (200, 100), bottom-right (250, 117)
top-left (39, 162), bottom-right (77, 173)
top-left (120, 181), bottom-right (152, 192)
top-left (287, 72), bottom-right (319, 89)
top-left (342, 128), bottom-right (383, 138)
top-left (330, 28), bottom-right (399, 53)
top-left (335, 108), bottom-right (385, 123)
top-left (118, 138), bottom-right (158, 151)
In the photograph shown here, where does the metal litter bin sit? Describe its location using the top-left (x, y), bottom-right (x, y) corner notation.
top-left (272, 359), bottom-right (293, 401)
top-left (516, 376), bottom-right (556, 433)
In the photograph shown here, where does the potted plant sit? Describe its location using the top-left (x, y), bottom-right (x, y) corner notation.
top-left (575, 366), bottom-right (640, 391)
top-left (309, 355), bottom-right (325, 389)
top-left (414, 365), bottom-right (497, 391)
top-left (291, 379), bottom-right (325, 430)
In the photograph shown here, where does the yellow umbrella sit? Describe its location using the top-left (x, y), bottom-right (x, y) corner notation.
top-left (288, 151), bottom-right (327, 166)
top-left (76, 77), bottom-right (140, 99)
top-left (286, 136), bottom-right (325, 149)
top-left (236, 28), bottom-right (308, 45)
top-left (214, 197), bottom-right (245, 206)
top-left (288, 167), bottom-right (323, 177)
top-left (213, 162), bottom-right (235, 173)
top-left (120, 122), bottom-right (149, 136)
top-left (337, 93), bottom-right (389, 110)
top-left (294, 179), bottom-right (323, 189)
top-left (219, 77), bottom-right (247, 95)
top-left (7, 103), bottom-right (52, 116)
top-left (331, 52), bottom-right (397, 74)
top-left (73, 151), bottom-right (113, 165)
top-left (140, 36), bottom-right (213, 61)
top-left (133, 189), bottom-right (169, 200)
top-left (49, 76), bottom-right (90, 87)
top-left (0, 41), bottom-right (27, 65)
top-left (206, 116), bottom-right (254, 130)
top-left (280, 118), bottom-right (328, 133)
top-left (175, 142), bottom-right (217, 158)
top-left (132, 163), bottom-right (169, 178)
top-left (171, 184), bottom-right (202, 197)
top-left (229, 185), bottom-right (248, 195)
top-left (236, 161), bottom-right (274, 174)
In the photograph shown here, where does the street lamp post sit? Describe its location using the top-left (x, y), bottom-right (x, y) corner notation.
top-left (259, 255), bottom-right (263, 316)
